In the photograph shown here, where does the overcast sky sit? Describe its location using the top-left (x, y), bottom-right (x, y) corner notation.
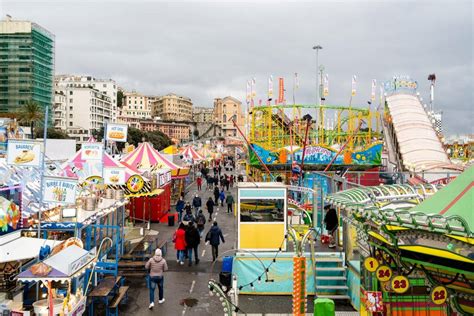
top-left (2, 0), bottom-right (472, 134)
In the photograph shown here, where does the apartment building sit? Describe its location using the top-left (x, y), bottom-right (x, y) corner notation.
top-left (140, 119), bottom-right (190, 143)
top-left (213, 96), bottom-right (244, 137)
top-left (152, 93), bottom-right (193, 122)
top-left (192, 106), bottom-right (214, 123)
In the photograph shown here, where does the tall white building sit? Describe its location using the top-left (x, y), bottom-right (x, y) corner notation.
top-left (117, 91), bottom-right (157, 128)
top-left (55, 75), bottom-right (118, 122)
top-left (53, 77), bottom-right (113, 142)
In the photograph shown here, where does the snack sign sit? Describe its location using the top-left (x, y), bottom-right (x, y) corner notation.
top-left (106, 123), bottom-right (128, 143)
top-left (43, 177), bottom-right (78, 204)
top-left (81, 143), bottom-right (103, 160)
top-left (7, 140), bottom-right (42, 167)
top-left (104, 167), bottom-right (126, 185)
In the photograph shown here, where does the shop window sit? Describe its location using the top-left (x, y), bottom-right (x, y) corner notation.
top-left (239, 199), bottom-right (284, 222)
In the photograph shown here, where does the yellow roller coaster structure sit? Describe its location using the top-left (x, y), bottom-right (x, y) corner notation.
top-left (249, 104), bottom-right (381, 152)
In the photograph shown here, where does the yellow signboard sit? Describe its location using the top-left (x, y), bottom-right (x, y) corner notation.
top-left (376, 265), bottom-right (392, 282)
top-left (239, 223), bottom-right (285, 250)
top-left (364, 257), bottom-right (379, 272)
top-left (391, 275), bottom-right (410, 294)
top-left (431, 286), bottom-right (448, 305)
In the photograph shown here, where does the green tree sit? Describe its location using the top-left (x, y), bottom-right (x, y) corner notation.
top-left (17, 101), bottom-right (44, 139)
top-left (117, 90), bottom-right (124, 107)
top-left (145, 130), bottom-right (172, 151)
top-left (35, 128), bottom-right (70, 139)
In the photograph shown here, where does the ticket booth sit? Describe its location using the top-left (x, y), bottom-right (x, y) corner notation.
top-left (237, 182), bottom-right (287, 251)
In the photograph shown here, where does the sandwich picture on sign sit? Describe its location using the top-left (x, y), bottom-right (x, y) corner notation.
top-left (106, 123), bottom-right (128, 142)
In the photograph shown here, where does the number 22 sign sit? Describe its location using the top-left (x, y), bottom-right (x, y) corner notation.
top-left (376, 265), bottom-right (392, 282)
top-left (431, 286), bottom-right (448, 305)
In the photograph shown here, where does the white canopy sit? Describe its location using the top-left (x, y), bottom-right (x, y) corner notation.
top-left (0, 231), bottom-right (62, 263)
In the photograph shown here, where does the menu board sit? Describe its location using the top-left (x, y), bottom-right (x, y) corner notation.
top-left (104, 167), bottom-right (126, 185)
top-left (7, 140), bottom-right (42, 167)
top-left (43, 177), bottom-right (78, 204)
top-left (81, 143), bottom-right (103, 160)
top-left (105, 123), bottom-right (128, 143)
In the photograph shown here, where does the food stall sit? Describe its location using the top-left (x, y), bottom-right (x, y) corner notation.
top-left (121, 142), bottom-right (189, 204)
top-left (16, 241), bottom-right (96, 316)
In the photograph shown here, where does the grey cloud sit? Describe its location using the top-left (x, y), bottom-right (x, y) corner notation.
top-left (3, 0), bottom-right (473, 134)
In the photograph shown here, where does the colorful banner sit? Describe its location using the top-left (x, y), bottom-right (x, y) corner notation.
top-left (323, 74), bottom-right (329, 97)
top-left (0, 127), bottom-right (7, 154)
top-left (7, 140), bottom-right (42, 167)
top-left (103, 167), bottom-right (126, 185)
top-left (351, 75), bottom-right (357, 96)
top-left (371, 79), bottom-right (377, 102)
top-left (246, 81), bottom-right (251, 104)
top-left (251, 78), bottom-right (256, 98)
top-left (278, 77), bottom-right (285, 104)
top-left (294, 73), bottom-right (299, 89)
top-left (81, 143), bottom-right (103, 160)
top-left (105, 123), bottom-right (128, 143)
top-left (268, 75), bottom-right (273, 100)
top-left (126, 174), bottom-right (144, 193)
top-left (249, 143), bottom-right (383, 166)
top-left (43, 177), bottom-right (78, 204)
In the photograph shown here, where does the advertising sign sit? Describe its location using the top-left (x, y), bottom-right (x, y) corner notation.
top-left (105, 123), bottom-right (128, 143)
top-left (278, 77), bottom-right (284, 104)
top-left (43, 177), bottom-right (78, 204)
top-left (103, 167), bottom-right (126, 185)
top-left (7, 140), bottom-right (42, 167)
top-left (81, 143), bottom-right (103, 160)
top-left (158, 170), bottom-right (172, 187)
top-left (126, 174), bottom-right (144, 193)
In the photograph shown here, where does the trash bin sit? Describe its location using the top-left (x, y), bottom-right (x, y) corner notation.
top-left (219, 272), bottom-right (232, 288)
top-left (314, 297), bottom-right (335, 316)
top-left (168, 213), bottom-right (175, 226)
top-left (222, 256), bottom-right (233, 273)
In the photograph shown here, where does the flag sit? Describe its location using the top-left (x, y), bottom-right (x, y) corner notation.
top-left (246, 81), bottom-right (251, 104)
top-left (323, 74), bottom-right (329, 97)
top-left (351, 75), bottom-right (357, 96)
top-left (251, 78), bottom-right (256, 98)
top-left (294, 73), bottom-right (299, 89)
top-left (371, 79), bottom-right (376, 102)
top-left (268, 75), bottom-right (273, 100)
top-left (278, 77), bottom-right (284, 104)
top-left (258, 99), bottom-right (262, 106)
top-left (379, 86), bottom-right (384, 104)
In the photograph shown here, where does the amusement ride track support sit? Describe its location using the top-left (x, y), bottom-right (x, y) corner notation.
top-left (232, 118), bottom-right (273, 179)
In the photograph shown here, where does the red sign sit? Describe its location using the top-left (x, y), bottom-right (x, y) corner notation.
top-left (278, 77), bottom-right (285, 104)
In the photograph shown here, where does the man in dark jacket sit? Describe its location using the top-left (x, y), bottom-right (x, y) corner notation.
top-left (205, 221), bottom-right (225, 262)
top-left (225, 192), bottom-right (234, 214)
top-left (185, 223), bottom-right (201, 266)
top-left (213, 186), bottom-right (220, 204)
top-left (176, 197), bottom-right (185, 223)
top-left (196, 210), bottom-right (206, 237)
top-left (324, 205), bottom-right (339, 248)
top-left (192, 194), bottom-right (202, 217)
top-left (206, 197), bottom-right (215, 222)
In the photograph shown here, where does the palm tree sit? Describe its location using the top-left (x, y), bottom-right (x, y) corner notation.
top-left (17, 101), bottom-right (44, 139)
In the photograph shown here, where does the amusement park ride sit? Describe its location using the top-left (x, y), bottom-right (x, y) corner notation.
top-left (207, 76), bottom-right (473, 316)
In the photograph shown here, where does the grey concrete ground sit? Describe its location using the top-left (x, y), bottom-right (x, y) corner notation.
top-left (118, 166), bottom-right (356, 315)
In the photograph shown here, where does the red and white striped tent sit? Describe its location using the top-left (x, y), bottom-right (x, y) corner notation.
top-left (181, 146), bottom-right (204, 163)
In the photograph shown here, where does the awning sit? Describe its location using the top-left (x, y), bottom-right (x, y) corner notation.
top-left (18, 245), bottom-right (96, 281)
top-left (0, 231), bottom-right (62, 263)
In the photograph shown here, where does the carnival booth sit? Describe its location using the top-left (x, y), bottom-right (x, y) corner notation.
top-left (17, 239), bottom-right (96, 316)
top-left (121, 142), bottom-right (189, 205)
top-left (181, 146), bottom-right (204, 165)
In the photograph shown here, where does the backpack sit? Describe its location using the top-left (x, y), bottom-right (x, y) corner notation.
top-left (205, 230), bottom-right (212, 242)
top-left (197, 215), bottom-right (206, 226)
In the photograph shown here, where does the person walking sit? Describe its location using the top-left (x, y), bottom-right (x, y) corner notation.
top-left (196, 176), bottom-right (202, 191)
top-left (213, 186), bottom-right (220, 204)
top-left (176, 197), bottom-right (185, 223)
top-left (185, 222), bottom-right (201, 266)
top-left (205, 221), bottom-right (225, 262)
top-left (206, 175), bottom-right (212, 191)
top-left (146, 248), bottom-right (168, 309)
top-left (173, 223), bottom-right (187, 265)
top-left (206, 196), bottom-right (215, 222)
top-left (192, 194), bottom-right (202, 217)
top-left (219, 189), bottom-right (225, 207)
top-left (324, 205), bottom-right (339, 249)
top-left (218, 165), bottom-right (222, 176)
top-left (182, 208), bottom-right (195, 224)
top-left (224, 176), bottom-right (230, 191)
top-left (226, 192), bottom-right (234, 214)
top-left (229, 175), bottom-right (234, 188)
top-left (196, 209), bottom-right (206, 237)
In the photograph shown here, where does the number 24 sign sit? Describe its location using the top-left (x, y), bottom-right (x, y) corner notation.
top-left (376, 265), bottom-right (392, 282)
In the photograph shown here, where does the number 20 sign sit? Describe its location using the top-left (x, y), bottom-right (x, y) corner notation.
top-left (376, 265), bottom-right (392, 282)
top-left (391, 275), bottom-right (410, 294)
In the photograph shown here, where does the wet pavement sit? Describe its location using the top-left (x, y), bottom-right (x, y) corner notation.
top-left (118, 165), bottom-right (356, 315)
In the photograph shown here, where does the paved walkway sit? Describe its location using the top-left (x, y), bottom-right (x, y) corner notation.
top-left (121, 167), bottom-right (239, 315)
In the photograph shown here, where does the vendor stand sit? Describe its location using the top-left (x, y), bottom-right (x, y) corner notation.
top-left (120, 142), bottom-right (189, 204)
top-left (17, 244), bottom-right (96, 316)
